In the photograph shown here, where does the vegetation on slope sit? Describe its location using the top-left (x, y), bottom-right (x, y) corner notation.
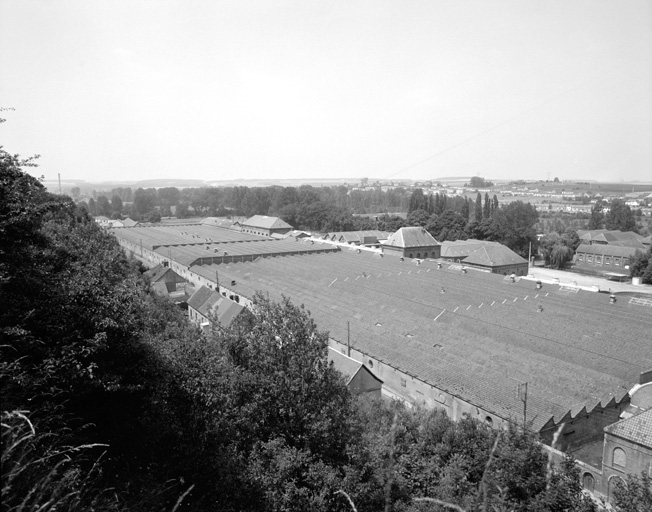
top-left (2, 146), bottom-right (647, 511)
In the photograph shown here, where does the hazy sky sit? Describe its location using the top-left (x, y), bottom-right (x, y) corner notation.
top-left (1, 0), bottom-right (651, 183)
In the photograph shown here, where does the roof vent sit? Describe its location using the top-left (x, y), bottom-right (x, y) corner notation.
top-left (405, 333), bottom-right (414, 338)
top-left (433, 343), bottom-right (443, 349)
top-left (375, 322), bottom-right (382, 327)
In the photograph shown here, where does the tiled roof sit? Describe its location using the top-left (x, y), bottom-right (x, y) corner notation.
top-left (187, 285), bottom-right (215, 310)
top-left (242, 215), bottom-right (292, 230)
top-left (578, 230), bottom-right (643, 244)
top-left (441, 240), bottom-right (527, 267)
top-left (189, 251), bottom-right (652, 432)
top-left (385, 227), bottom-right (441, 248)
top-left (188, 285), bottom-right (244, 327)
top-left (604, 409), bottom-right (652, 448)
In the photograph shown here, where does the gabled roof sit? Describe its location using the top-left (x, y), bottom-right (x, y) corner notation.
top-left (242, 215), bottom-right (292, 230)
top-left (188, 285), bottom-right (244, 327)
top-left (578, 230), bottom-right (643, 244)
top-left (328, 347), bottom-right (383, 386)
top-left (144, 264), bottom-right (169, 282)
top-left (441, 240), bottom-right (527, 267)
top-left (604, 409), bottom-right (652, 448)
top-left (385, 227), bottom-right (440, 248)
top-left (120, 218), bottom-right (139, 227)
top-left (187, 285), bottom-right (215, 310)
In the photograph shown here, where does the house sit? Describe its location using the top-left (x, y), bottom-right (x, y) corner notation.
top-left (328, 347), bottom-right (383, 398)
top-left (144, 264), bottom-right (193, 304)
top-left (440, 240), bottom-right (529, 276)
top-left (573, 244), bottom-right (637, 271)
top-left (240, 215), bottom-right (292, 237)
top-left (187, 285), bottom-right (244, 333)
top-left (600, 408), bottom-right (652, 502)
top-left (382, 227), bottom-right (441, 259)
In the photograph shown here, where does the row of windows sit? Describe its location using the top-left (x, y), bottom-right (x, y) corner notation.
top-left (577, 253), bottom-right (630, 266)
top-left (407, 252), bottom-right (433, 259)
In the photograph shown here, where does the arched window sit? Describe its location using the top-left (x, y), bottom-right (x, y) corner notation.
top-left (613, 447), bottom-right (626, 468)
top-left (608, 476), bottom-right (626, 502)
top-left (484, 416), bottom-right (493, 426)
top-left (408, 253), bottom-right (413, 258)
top-left (582, 473), bottom-right (595, 492)
top-left (416, 253), bottom-right (421, 258)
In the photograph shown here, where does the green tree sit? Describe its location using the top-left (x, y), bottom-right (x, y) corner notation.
top-left (408, 188), bottom-right (427, 213)
top-left (492, 201), bottom-right (539, 257)
top-left (87, 196), bottom-right (97, 215)
top-left (95, 195), bottom-right (111, 216)
top-left (483, 192), bottom-right (491, 219)
top-left (605, 199), bottom-right (636, 232)
top-left (407, 208), bottom-right (430, 227)
top-left (588, 200), bottom-right (604, 230)
top-left (612, 472), bottom-right (652, 512)
top-left (475, 193), bottom-right (483, 223)
top-left (111, 194), bottom-right (123, 215)
top-left (426, 210), bottom-right (467, 242)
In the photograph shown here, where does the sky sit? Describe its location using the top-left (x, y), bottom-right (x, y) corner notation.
top-left (1, 0), bottom-right (651, 184)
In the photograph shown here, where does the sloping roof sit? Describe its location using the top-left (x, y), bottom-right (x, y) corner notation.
top-left (144, 264), bottom-right (185, 283)
top-left (242, 215), bottom-right (292, 230)
top-left (328, 347), bottom-right (383, 386)
top-left (441, 240), bottom-right (527, 267)
top-left (385, 227), bottom-right (440, 248)
top-left (604, 409), bottom-right (652, 448)
top-left (575, 244), bottom-right (638, 258)
top-left (187, 285), bottom-right (215, 310)
top-left (121, 218), bottom-right (139, 227)
top-left (188, 285), bottom-right (244, 327)
top-left (578, 230), bottom-right (643, 244)
top-left (189, 250), bottom-right (652, 432)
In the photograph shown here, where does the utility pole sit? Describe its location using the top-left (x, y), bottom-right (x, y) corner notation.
top-left (58, 173), bottom-right (62, 195)
top-left (347, 321), bottom-right (351, 357)
top-left (518, 382), bottom-right (528, 430)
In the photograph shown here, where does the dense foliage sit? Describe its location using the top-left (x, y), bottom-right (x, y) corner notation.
top-left (3, 147), bottom-right (646, 511)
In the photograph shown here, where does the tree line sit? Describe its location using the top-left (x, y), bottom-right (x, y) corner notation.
top-left (3, 147), bottom-right (650, 511)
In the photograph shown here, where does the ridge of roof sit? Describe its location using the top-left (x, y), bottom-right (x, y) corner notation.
top-left (385, 227), bottom-right (440, 248)
top-left (242, 215), bottom-right (292, 230)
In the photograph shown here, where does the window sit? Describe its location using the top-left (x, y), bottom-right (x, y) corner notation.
top-left (587, 255), bottom-right (593, 263)
top-left (613, 447), bottom-right (626, 468)
top-left (578, 254), bottom-right (584, 261)
top-left (400, 378), bottom-right (406, 387)
top-left (605, 257), bottom-right (611, 265)
top-left (408, 253), bottom-right (413, 258)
